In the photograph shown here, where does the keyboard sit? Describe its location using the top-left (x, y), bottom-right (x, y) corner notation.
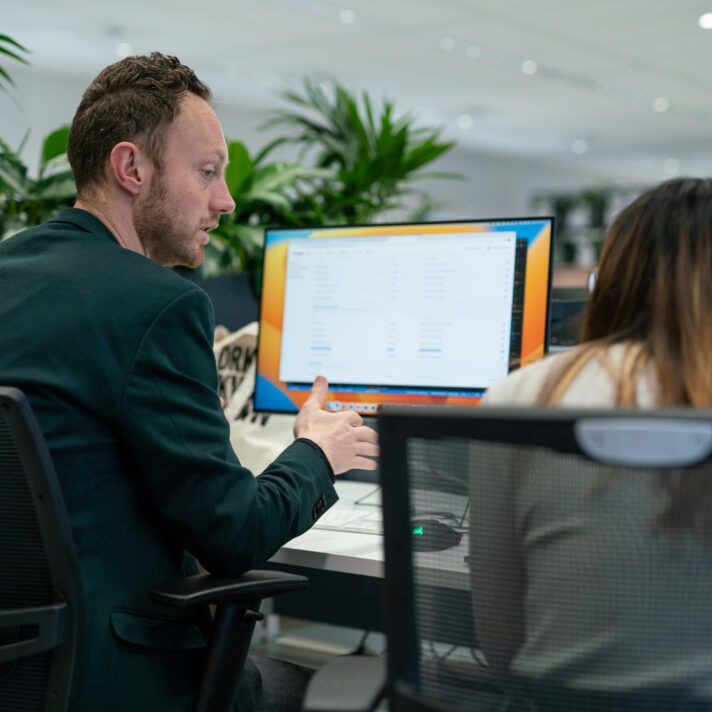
top-left (313, 505), bottom-right (383, 535)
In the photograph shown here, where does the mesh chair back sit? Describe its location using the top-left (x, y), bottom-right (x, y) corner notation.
top-left (0, 387), bottom-right (84, 712)
top-left (379, 405), bottom-right (712, 712)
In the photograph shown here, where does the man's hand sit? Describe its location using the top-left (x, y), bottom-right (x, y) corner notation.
top-left (294, 375), bottom-right (379, 475)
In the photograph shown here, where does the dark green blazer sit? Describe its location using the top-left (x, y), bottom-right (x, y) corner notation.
top-left (0, 209), bottom-right (337, 711)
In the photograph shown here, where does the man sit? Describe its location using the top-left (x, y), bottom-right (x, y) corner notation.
top-left (0, 53), bottom-right (378, 711)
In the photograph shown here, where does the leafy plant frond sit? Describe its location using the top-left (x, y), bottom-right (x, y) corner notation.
top-left (242, 190), bottom-right (292, 211)
top-left (31, 172), bottom-right (76, 201)
top-left (250, 162), bottom-right (304, 193)
top-left (0, 35), bottom-right (30, 57)
top-left (38, 126), bottom-right (70, 179)
top-left (0, 33), bottom-right (30, 95)
top-left (0, 124), bottom-right (76, 239)
top-left (0, 64), bottom-right (16, 88)
top-left (0, 157), bottom-right (29, 198)
top-left (224, 140), bottom-right (253, 196)
top-left (0, 46), bottom-right (29, 65)
top-left (253, 136), bottom-right (289, 165)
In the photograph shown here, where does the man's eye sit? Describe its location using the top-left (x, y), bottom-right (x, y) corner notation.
top-left (203, 169), bottom-right (216, 178)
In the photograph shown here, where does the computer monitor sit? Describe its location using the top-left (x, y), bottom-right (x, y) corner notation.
top-left (254, 217), bottom-right (554, 414)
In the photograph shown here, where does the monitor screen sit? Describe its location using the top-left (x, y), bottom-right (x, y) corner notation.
top-left (254, 217), bottom-right (554, 414)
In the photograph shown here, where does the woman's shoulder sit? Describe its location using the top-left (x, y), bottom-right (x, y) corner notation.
top-left (482, 349), bottom-right (574, 406)
top-left (481, 343), bottom-right (643, 407)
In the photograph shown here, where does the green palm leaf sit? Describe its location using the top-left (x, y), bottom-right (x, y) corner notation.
top-left (0, 34), bottom-right (30, 94)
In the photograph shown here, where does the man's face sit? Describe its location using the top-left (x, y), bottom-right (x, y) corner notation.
top-left (134, 93), bottom-right (235, 268)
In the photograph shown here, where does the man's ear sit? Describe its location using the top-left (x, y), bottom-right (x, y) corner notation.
top-left (108, 142), bottom-right (152, 196)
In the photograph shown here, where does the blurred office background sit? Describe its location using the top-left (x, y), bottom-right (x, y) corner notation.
top-left (3, 0), bottom-right (712, 290)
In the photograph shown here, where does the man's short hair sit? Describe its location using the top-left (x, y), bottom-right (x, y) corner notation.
top-left (67, 52), bottom-right (211, 198)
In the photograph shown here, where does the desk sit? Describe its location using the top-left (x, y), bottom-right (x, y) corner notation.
top-left (266, 481), bottom-right (473, 642)
top-left (266, 481), bottom-right (386, 631)
top-left (270, 481), bottom-right (385, 578)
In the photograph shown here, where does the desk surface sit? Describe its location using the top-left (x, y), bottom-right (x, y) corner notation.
top-left (268, 480), bottom-right (470, 591)
top-left (268, 481), bottom-right (386, 579)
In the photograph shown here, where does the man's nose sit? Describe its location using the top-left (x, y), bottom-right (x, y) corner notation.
top-left (213, 178), bottom-right (236, 215)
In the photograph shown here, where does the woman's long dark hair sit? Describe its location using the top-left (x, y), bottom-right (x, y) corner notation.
top-left (539, 177), bottom-right (712, 541)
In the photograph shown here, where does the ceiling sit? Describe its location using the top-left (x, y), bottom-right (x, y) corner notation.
top-left (5, 0), bottom-right (712, 182)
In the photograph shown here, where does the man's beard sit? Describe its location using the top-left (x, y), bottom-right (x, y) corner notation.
top-left (135, 175), bottom-right (204, 268)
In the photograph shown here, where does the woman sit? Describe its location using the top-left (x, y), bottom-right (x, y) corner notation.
top-left (470, 177), bottom-right (712, 711)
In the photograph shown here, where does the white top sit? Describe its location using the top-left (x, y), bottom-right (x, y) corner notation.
top-left (482, 343), bottom-right (660, 407)
top-left (469, 343), bottom-right (712, 696)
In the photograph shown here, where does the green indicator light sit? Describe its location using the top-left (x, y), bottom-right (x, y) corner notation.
top-left (413, 526), bottom-right (424, 536)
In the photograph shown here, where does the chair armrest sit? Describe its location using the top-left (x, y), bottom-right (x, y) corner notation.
top-left (0, 603), bottom-right (68, 663)
top-left (150, 570), bottom-right (309, 608)
top-left (151, 571), bottom-right (308, 712)
top-left (302, 655), bottom-right (386, 712)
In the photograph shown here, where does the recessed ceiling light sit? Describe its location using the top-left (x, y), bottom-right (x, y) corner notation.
top-left (521, 60), bottom-right (538, 76)
top-left (339, 8), bottom-right (356, 24)
top-left (457, 114), bottom-right (474, 130)
top-left (116, 42), bottom-right (133, 58)
top-left (663, 158), bottom-right (680, 175)
top-left (652, 97), bottom-right (670, 113)
top-left (440, 36), bottom-right (455, 52)
top-left (571, 139), bottom-right (588, 155)
top-left (699, 12), bottom-right (712, 29)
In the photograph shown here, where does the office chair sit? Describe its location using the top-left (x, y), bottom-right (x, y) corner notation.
top-left (377, 405), bottom-right (712, 712)
top-left (304, 408), bottom-right (506, 712)
top-left (0, 386), bottom-right (84, 711)
top-left (306, 405), bottom-right (712, 712)
top-left (0, 386), bottom-right (308, 712)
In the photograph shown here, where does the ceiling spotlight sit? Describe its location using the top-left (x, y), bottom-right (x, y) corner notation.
top-left (339, 8), bottom-right (356, 24)
top-left (116, 42), bottom-right (133, 58)
top-left (440, 36), bottom-right (456, 52)
top-left (457, 114), bottom-right (474, 130)
top-left (663, 158), bottom-right (680, 175)
top-left (699, 12), bottom-right (712, 29)
top-left (652, 97), bottom-right (670, 113)
top-left (465, 44), bottom-right (481, 60)
top-left (571, 139), bottom-right (588, 155)
top-left (521, 59), bottom-right (538, 76)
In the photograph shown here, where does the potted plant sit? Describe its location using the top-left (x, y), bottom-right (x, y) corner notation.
top-left (200, 77), bottom-right (462, 297)
top-left (264, 77), bottom-right (460, 223)
top-left (0, 127), bottom-right (76, 241)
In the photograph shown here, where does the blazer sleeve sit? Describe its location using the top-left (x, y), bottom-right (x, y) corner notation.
top-left (116, 286), bottom-right (337, 575)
